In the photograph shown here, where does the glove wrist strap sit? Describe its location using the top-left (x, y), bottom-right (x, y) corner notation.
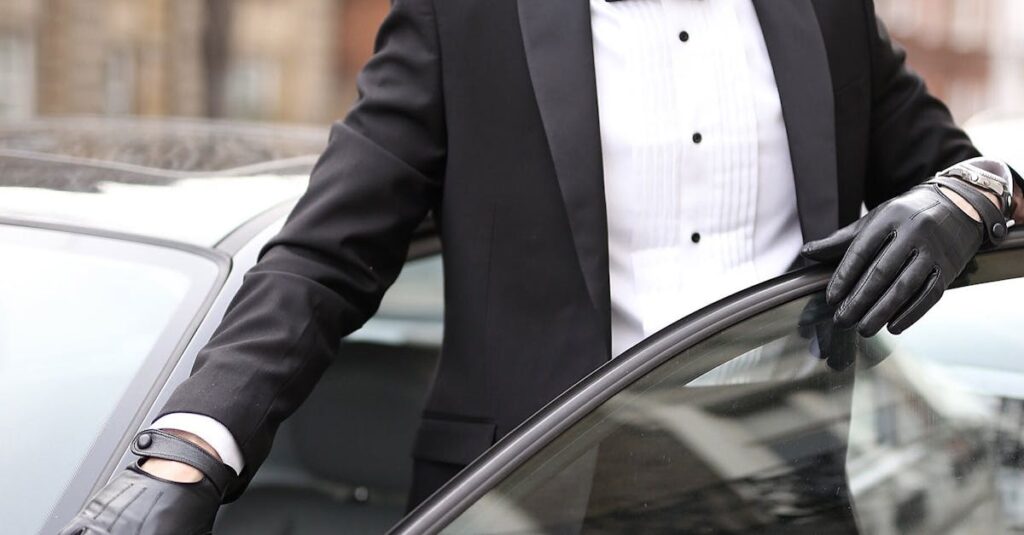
top-left (925, 176), bottom-right (1008, 246)
top-left (130, 429), bottom-right (235, 497)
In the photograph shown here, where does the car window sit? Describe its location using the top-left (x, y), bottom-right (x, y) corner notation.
top-left (214, 252), bottom-right (444, 535)
top-left (347, 252), bottom-right (444, 346)
top-left (0, 225), bottom-right (221, 535)
top-left (432, 248), bottom-right (1024, 534)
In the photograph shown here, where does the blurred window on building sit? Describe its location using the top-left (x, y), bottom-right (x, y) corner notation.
top-left (950, 0), bottom-right (989, 51)
top-left (223, 57), bottom-right (282, 120)
top-left (103, 48), bottom-right (137, 115)
top-left (877, 0), bottom-right (1024, 122)
top-left (877, 0), bottom-right (918, 35)
top-left (0, 32), bottom-right (35, 119)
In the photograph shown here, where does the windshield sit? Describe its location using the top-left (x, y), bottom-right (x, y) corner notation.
top-left (435, 248), bottom-right (1024, 534)
top-left (0, 224), bottom-right (221, 535)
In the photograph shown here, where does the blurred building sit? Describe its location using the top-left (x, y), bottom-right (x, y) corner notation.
top-left (0, 0), bottom-right (39, 119)
top-left (1, 0), bottom-right (1022, 124)
top-left (0, 0), bottom-right (388, 123)
top-left (876, 0), bottom-right (1024, 122)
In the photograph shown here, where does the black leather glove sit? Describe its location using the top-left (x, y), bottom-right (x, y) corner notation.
top-left (801, 182), bottom-right (984, 337)
top-left (59, 430), bottom-right (233, 535)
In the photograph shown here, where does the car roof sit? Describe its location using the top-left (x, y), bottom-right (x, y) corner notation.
top-left (0, 117), bottom-right (323, 248)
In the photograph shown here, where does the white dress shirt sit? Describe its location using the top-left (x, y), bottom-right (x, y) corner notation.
top-left (157, 0), bottom-right (805, 473)
top-left (592, 0), bottom-right (803, 356)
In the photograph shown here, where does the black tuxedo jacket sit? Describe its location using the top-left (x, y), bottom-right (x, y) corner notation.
top-left (162, 0), bottom-right (979, 498)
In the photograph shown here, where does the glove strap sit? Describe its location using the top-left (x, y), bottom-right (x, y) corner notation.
top-left (130, 429), bottom-right (235, 497)
top-left (925, 176), bottom-right (1008, 246)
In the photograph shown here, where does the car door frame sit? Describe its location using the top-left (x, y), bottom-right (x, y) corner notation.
top-left (11, 218), bottom-right (232, 535)
top-left (41, 210), bottom-right (443, 533)
top-left (390, 230), bottom-right (1024, 535)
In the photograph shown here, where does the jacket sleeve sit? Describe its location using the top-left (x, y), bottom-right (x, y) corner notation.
top-left (157, 0), bottom-right (445, 500)
top-left (863, 4), bottom-right (981, 208)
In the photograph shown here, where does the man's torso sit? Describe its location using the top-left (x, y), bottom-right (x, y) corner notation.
top-left (416, 0), bottom-right (874, 463)
top-left (592, 0), bottom-right (804, 355)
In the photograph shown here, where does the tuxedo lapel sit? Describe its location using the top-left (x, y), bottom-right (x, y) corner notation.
top-left (753, 0), bottom-right (840, 242)
top-left (515, 0), bottom-right (838, 342)
top-left (518, 0), bottom-right (611, 330)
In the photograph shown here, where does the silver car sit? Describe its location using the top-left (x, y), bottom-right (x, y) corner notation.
top-left (3, 117), bottom-right (1023, 534)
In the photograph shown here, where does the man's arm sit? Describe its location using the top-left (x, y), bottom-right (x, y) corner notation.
top-left (941, 163), bottom-right (1024, 223)
top-left (862, 6), bottom-right (980, 205)
top-left (61, 1), bottom-right (446, 532)
top-left (860, 3), bottom-right (1024, 224)
top-left (799, 3), bottom-right (1017, 338)
top-left (859, 4), bottom-right (1024, 223)
top-left (157, 0), bottom-right (446, 500)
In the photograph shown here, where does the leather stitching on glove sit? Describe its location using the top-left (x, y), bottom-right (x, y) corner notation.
top-left (837, 229), bottom-right (898, 320)
top-left (110, 487), bottom-right (144, 527)
top-left (861, 248), bottom-right (921, 334)
top-left (140, 489), bottom-right (163, 526)
top-left (907, 199), bottom-right (940, 222)
top-left (891, 267), bottom-right (941, 331)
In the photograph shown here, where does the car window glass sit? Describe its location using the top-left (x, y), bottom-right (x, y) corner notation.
top-left (847, 267), bottom-right (1024, 533)
top-left (441, 297), bottom-right (863, 534)
top-left (347, 253), bottom-right (444, 346)
top-left (439, 250), bottom-right (1024, 534)
top-left (0, 225), bottom-right (220, 535)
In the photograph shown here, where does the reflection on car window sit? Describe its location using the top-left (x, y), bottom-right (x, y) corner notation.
top-left (0, 225), bottom-right (220, 535)
top-left (440, 249), bottom-right (1024, 535)
top-left (848, 269), bottom-right (1024, 534)
top-left (443, 297), bottom-right (862, 533)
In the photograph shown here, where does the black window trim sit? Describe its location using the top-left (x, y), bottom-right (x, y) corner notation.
top-left (391, 230), bottom-right (1024, 535)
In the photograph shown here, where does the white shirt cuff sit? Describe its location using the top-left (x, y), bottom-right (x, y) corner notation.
top-left (150, 413), bottom-right (245, 475)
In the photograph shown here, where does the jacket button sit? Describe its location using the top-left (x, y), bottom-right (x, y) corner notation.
top-left (136, 433), bottom-right (153, 449)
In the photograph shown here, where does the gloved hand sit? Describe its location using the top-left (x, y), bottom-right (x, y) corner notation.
top-left (59, 430), bottom-right (232, 535)
top-left (58, 464), bottom-right (220, 535)
top-left (801, 182), bottom-right (984, 337)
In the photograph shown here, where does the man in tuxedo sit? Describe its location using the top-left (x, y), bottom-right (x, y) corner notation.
top-left (63, 0), bottom-right (1024, 533)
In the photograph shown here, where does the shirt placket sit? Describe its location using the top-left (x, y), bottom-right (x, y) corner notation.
top-left (663, 0), bottom-right (712, 266)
